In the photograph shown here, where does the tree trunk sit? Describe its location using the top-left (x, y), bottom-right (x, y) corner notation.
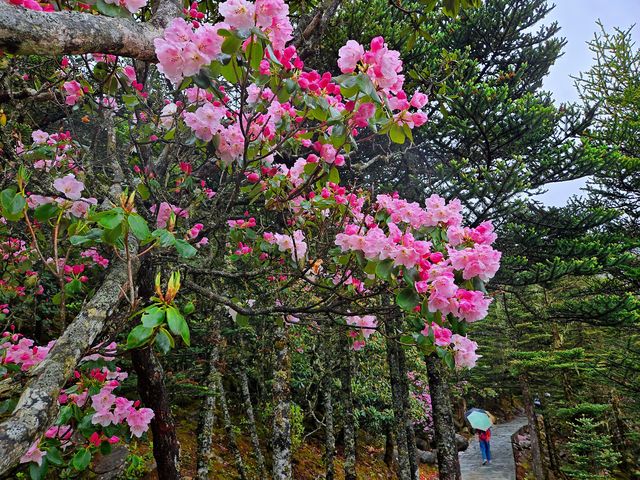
top-left (131, 347), bottom-right (181, 480)
top-left (425, 354), bottom-right (461, 480)
top-left (217, 365), bottom-right (248, 480)
top-left (238, 368), bottom-right (266, 478)
top-left (396, 325), bottom-right (419, 480)
top-left (196, 364), bottom-right (217, 480)
top-left (271, 322), bottom-right (292, 480)
top-left (520, 374), bottom-right (546, 480)
top-left (385, 319), bottom-right (412, 480)
top-left (322, 332), bottom-right (336, 480)
top-left (341, 335), bottom-right (357, 480)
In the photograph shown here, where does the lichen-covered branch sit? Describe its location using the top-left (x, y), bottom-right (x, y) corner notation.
top-left (0, 2), bottom-right (167, 60)
top-left (0, 243), bottom-right (139, 474)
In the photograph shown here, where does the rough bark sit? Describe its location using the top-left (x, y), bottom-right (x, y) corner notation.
top-left (520, 375), bottom-right (546, 480)
top-left (0, 2), bottom-right (162, 60)
top-left (385, 320), bottom-right (412, 480)
top-left (131, 346), bottom-right (181, 480)
top-left (396, 329), bottom-right (419, 480)
top-left (340, 335), bottom-right (357, 480)
top-left (0, 243), bottom-right (138, 474)
top-left (322, 331), bottom-right (336, 480)
top-left (271, 322), bottom-right (292, 480)
top-left (217, 362), bottom-right (247, 480)
top-left (196, 370), bottom-right (217, 480)
top-left (238, 368), bottom-right (266, 478)
top-left (424, 354), bottom-right (461, 480)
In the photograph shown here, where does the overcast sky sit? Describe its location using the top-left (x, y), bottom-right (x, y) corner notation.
top-left (532, 1), bottom-right (640, 206)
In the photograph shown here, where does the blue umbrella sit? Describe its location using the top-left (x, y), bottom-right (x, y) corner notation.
top-left (465, 408), bottom-right (493, 431)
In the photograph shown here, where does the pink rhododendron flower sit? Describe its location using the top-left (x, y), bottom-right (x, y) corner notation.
top-left (218, 0), bottom-right (256, 30)
top-left (338, 40), bottom-right (364, 73)
top-left (451, 334), bottom-right (480, 369)
top-left (53, 174), bottom-right (84, 200)
top-left (126, 407), bottom-right (155, 437)
top-left (19, 442), bottom-right (44, 466)
top-left (63, 80), bottom-right (83, 106)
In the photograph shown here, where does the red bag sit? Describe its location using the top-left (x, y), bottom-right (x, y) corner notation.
top-left (479, 429), bottom-right (491, 441)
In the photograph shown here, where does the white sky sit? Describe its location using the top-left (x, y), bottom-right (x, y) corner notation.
top-left (533, 0), bottom-right (640, 206)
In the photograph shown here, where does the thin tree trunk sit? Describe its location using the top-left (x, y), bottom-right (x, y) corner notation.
top-left (425, 354), bottom-right (461, 480)
top-left (385, 318), bottom-right (412, 480)
top-left (197, 328), bottom-right (247, 480)
top-left (196, 365), bottom-right (217, 480)
top-left (271, 322), bottom-right (292, 480)
top-left (131, 346), bottom-right (181, 480)
top-left (322, 331), bottom-right (336, 480)
top-left (238, 368), bottom-right (267, 478)
top-left (217, 365), bottom-right (248, 480)
top-left (397, 334), bottom-right (419, 480)
top-left (341, 335), bottom-right (356, 480)
top-left (520, 374), bottom-right (546, 480)
top-left (131, 259), bottom-right (180, 480)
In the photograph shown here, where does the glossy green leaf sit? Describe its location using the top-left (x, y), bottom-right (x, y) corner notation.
top-left (127, 213), bottom-right (150, 241)
top-left (72, 448), bottom-right (92, 471)
top-left (126, 325), bottom-right (154, 349)
top-left (166, 306), bottom-right (190, 346)
top-left (396, 287), bottom-right (420, 312)
top-left (141, 305), bottom-right (166, 328)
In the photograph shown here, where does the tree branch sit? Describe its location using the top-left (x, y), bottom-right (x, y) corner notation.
top-left (0, 2), bottom-right (173, 61)
top-left (0, 243), bottom-right (139, 474)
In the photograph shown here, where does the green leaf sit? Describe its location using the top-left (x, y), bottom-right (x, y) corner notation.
top-left (29, 460), bottom-right (48, 480)
top-left (221, 35), bottom-right (242, 55)
top-left (141, 306), bottom-right (166, 328)
top-left (1, 188), bottom-right (26, 221)
top-left (126, 325), bottom-right (154, 349)
top-left (127, 213), bottom-right (150, 241)
top-left (46, 446), bottom-right (64, 466)
top-left (396, 287), bottom-right (420, 312)
top-left (248, 40), bottom-right (264, 71)
top-left (72, 448), bottom-right (92, 471)
top-left (136, 183), bottom-right (151, 200)
top-left (389, 124), bottom-right (406, 144)
top-left (95, 0), bottom-right (129, 17)
top-left (174, 239), bottom-right (197, 258)
top-left (375, 259), bottom-right (394, 280)
top-left (152, 229), bottom-right (176, 247)
top-left (122, 94), bottom-right (139, 108)
top-left (64, 279), bottom-right (83, 295)
top-left (100, 440), bottom-right (112, 455)
top-left (154, 327), bottom-right (174, 354)
top-left (34, 203), bottom-right (59, 221)
top-left (94, 209), bottom-right (124, 230)
top-left (328, 166), bottom-right (340, 184)
top-left (166, 306), bottom-right (190, 346)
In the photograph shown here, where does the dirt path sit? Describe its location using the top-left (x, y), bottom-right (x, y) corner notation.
top-left (458, 416), bottom-right (528, 480)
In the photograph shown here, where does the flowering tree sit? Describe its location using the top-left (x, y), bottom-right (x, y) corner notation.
top-left (0, 0), bottom-right (498, 479)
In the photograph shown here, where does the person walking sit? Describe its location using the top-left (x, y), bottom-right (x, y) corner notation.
top-left (477, 428), bottom-right (492, 465)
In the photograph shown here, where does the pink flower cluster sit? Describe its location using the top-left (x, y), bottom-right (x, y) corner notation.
top-left (338, 37), bottom-right (403, 93)
top-left (102, 0), bottom-right (147, 14)
top-left (90, 388), bottom-right (154, 437)
top-left (451, 334), bottom-right (480, 369)
top-left (8, 0), bottom-right (54, 12)
top-left (346, 315), bottom-right (377, 350)
top-left (5, 334), bottom-right (155, 467)
top-left (1, 333), bottom-right (54, 371)
top-left (334, 192), bottom-right (499, 362)
top-left (27, 173), bottom-right (97, 218)
top-left (150, 202), bottom-right (189, 228)
top-left (81, 247), bottom-right (110, 268)
top-left (155, 0), bottom-right (291, 84)
top-left (265, 230), bottom-right (307, 262)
